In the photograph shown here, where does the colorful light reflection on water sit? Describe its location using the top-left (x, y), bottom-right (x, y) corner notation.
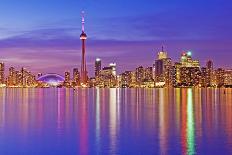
top-left (0, 88), bottom-right (231, 155)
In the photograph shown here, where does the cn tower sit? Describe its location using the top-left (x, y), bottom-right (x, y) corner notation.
top-left (80, 11), bottom-right (88, 85)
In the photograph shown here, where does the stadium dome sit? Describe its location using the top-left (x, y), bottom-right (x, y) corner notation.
top-left (37, 73), bottom-right (65, 86)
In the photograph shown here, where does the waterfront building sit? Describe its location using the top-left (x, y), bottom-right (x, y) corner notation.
top-left (136, 66), bottom-right (144, 86)
top-left (144, 67), bottom-right (153, 81)
top-left (7, 67), bottom-right (17, 87)
top-left (179, 67), bottom-right (201, 86)
top-left (172, 52), bottom-right (201, 87)
top-left (131, 71), bottom-right (137, 87)
top-left (89, 77), bottom-right (96, 88)
top-left (215, 68), bottom-right (225, 87)
top-left (73, 68), bottom-right (80, 87)
top-left (180, 52), bottom-right (200, 67)
top-left (224, 69), bottom-right (232, 87)
top-left (13, 68), bottom-right (38, 87)
top-left (64, 71), bottom-right (71, 87)
top-left (154, 47), bottom-right (172, 87)
top-left (0, 62), bottom-right (5, 85)
top-left (143, 67), bottom-right (155, 87)
top-left (206, 60), bottom-right (213, 87)
top-left (98, 64), bottom-right (117, 88)
top-left (95, 58), bottom-right (101, 77)
top-left (109, 63), bottom-right (116, 76)
top-left (200, 67), bottom-right (207, 87)
top-left (120, 71), bottom-right (132, 88)
top-left (21, 68), bottom-right (26, 87)
top-left (172, 62), bottom-right (181, 87)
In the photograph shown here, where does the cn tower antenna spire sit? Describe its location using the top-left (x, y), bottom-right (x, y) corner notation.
top-left (81, 11), bottom-right (85, 32)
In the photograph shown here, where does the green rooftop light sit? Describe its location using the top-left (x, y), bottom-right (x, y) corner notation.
top-left (187, 51), bottom-right (192, 56)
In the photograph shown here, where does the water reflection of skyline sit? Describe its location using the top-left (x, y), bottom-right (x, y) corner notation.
top-left (0, 88), bottom-right (231, 154)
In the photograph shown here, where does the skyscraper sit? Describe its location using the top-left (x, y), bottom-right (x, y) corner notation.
top-left (180, 52), bottom-right (200, 67)
top-left (206, 60), bottom-right (213, 70)
top-left (136, 66), bottom-right (144, 86)
top-left (80, 11), bottom-right (88, 85)
top-left (154, 47), bottom-right (172, 87)
top-left (0, 62), bottom-right (4, 85)
top-left (215, 68), bottom-right (225, 87)
top-left (73, 68), bottom-right (80, 86)
top-left (175, 52), bottom-right (201, 87)
top-left (21, 67), bottom-right (25, 87)
top-left (206, 60), bottom-right (213, 87)
top-left (95, 58), bottom-right (101, 77)
top-left (120, 71), bottom-right (132, 87)
top-left (200, 67), bottom-right (207, 87)
top-left (158, 46), bottom-right (167, 60)
top-left (109, 63), bottom-right (116, 76)
top-left (64, 71), bottom-right (71, 87)
top-left (8, 67), bottom-right (16, 86)
top-left (144, 67), bottom-right (153, 81)
top-left (224, 69), bottom-right (232, 87)
top-left (99, 66), bottom-right (117, 87)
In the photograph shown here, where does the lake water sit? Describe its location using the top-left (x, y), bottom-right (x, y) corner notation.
top-left (0, 88), bottom-right (231, 155)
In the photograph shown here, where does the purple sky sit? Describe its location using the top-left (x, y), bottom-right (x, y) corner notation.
top-left (0, 0), bottom-right (231, 76)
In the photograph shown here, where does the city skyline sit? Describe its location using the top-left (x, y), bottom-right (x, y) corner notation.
top-left (0, 0), bottom-right (232, 75)
top-left (0, 48), bottom-right (231, 88)
top-left (0, 47), bottom-right (229, 77)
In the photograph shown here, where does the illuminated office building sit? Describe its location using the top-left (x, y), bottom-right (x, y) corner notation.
top-left (224, 69), bottom-right (232, 87)
top-left (26, 74), bottom-right (37, 87)
top-left (131, 71), bottom-right (137, 86)
top-left (64, 71), bottom-right (71, 87)
top-left (179, 52), bottom-right (201, 86)
top-left (89, 77), bottom-right (97, 88)
top-left (12, 68), bottom-right (37, 87)
top-left (65, 72), bottom-right (71, 82)
top-left (0, 63), bottom-right (5, 85)
top-left (180, 52), bottom-right (200, 67)
top-left (120, 71), bottom-right (132, 88)
top-left (99, 67), bottom-right (114, 87)
top-left (7, 67), bottom-right (17, 87)
top-left (142, 67), bottom-right (154, 87)
top-left (15, 70), bottom-right (22, 87)
top-left (206, 60), bottom-right (213, 87)
top-left (180, 67), bottom-right (201, 86)
top-left (200, 60), bottom-right (214, 87)
top-left (215, 68), bottom-right (225, 87)
top-left (154, 47), bottom-right (172, 87)
top-left (172, 62), bottom-right (181, 87)
top-left (206, 60), bottom-right (213, 70)
top-left (98, 64), bottom-right (117, 87)
top-left (73, 68), bottom-right (80, 86)
top-left (21, 68), bottom-right (26, 87)
top-left (200, 67), bottom-right (207, 87)
top-left (109, 63), bottom-right (116, 76)
top-left (135, 66), bottom-right (144, 86)
top-left (154, 60), bottom-right (163, 81)
top-left (157, 46), bottom-right (167, 59)
top-left (172, 52), bottom-right (201, 87)
top-left (95, 58), bottom-right (101, 77)
top-left (144, 67), bottom-right (153, 81)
